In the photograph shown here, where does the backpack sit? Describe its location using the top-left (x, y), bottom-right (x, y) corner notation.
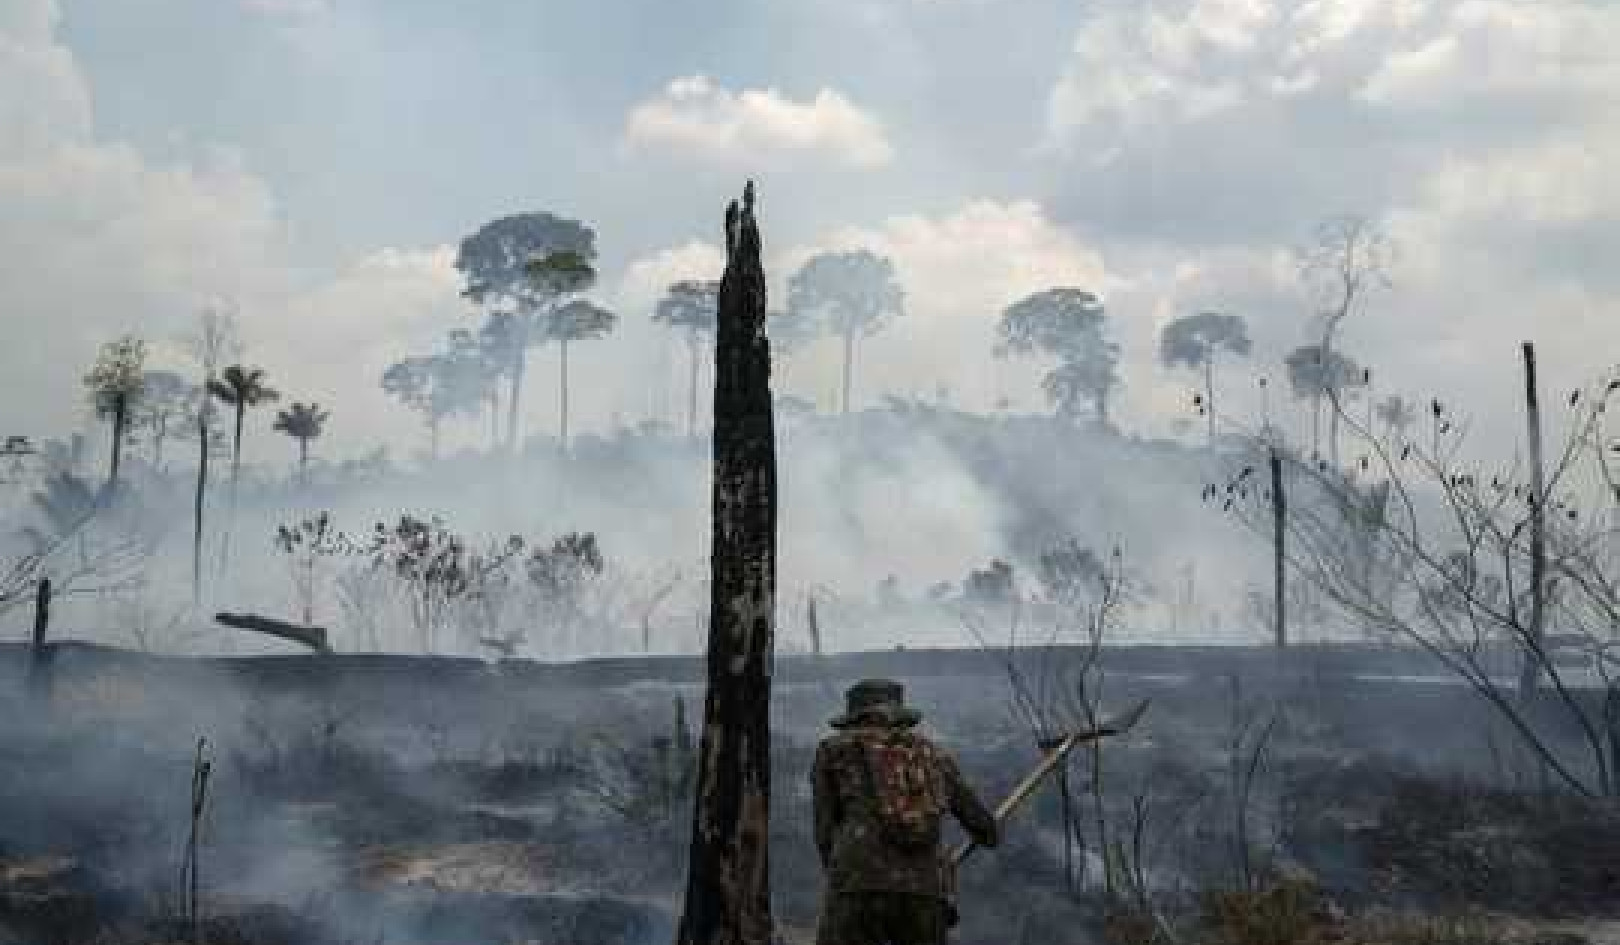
top-left (858, 732), bottom-right (944, 850)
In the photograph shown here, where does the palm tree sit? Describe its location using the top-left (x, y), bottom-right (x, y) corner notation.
top-left (207, 365), bottom-right (278, 564)
top-left (273, 402), bottom-right (329, 485)
top-left (207, 366), bottom-right (279, 493)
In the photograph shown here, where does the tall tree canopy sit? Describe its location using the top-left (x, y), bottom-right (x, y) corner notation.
top-left (997, 288), bottom-right (1119, 425)
top-left (83, 336), bottom-right (147, 492)
top-left (1285, 343), bottom-right (1366, 458)
top-left (786, 249), bottom-right (904, 415)
top-left (382, 339), bottom-right (487, 459)
top-left (539, 294), bottom-right (617, 455)
top-left (455, 213), bottom-right (598, 451)
top-left (654, 279), bottom-right (720, 438)
top-left (133, 369), bottom-right (196, 470)
top-left (456, 213), bottom-right (596, 307)
top-left (1159, 312), bottom-right (1252, 443)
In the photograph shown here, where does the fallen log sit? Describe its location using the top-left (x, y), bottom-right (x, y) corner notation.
top-left (214, 613), bottom-right (330, 653)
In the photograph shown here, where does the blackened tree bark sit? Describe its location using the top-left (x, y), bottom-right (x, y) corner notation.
top-left (107, 393), bottom-right (127, 492)
top-left (1520, 341), bottom-right (1546, 698)
top-left (193, 405), bottom-right (209, 605)
top-left (28, 578), bottom-right (51, 702)
top-left (1270, 448), bottom-right (1286, 648)
top-left (675, 181), bottom-right (777, 945)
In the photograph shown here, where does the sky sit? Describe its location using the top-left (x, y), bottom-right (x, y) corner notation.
top-left (2, 0), bottom-right (1616, 469)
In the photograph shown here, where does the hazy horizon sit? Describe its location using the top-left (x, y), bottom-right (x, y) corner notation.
top-left (3, 0), bottom-right (1615, 476)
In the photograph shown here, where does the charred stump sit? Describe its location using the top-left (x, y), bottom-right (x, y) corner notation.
top-left (675, 180), bottom-right (777, 945)
top-left (27, 578), bottom-right (52, 702)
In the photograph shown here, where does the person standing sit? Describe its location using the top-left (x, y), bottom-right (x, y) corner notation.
top-left (812, 678), bottom-right (999, 945)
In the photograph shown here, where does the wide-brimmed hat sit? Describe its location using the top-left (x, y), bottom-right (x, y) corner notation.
top-left (829, 678), bottom-right (922, 728)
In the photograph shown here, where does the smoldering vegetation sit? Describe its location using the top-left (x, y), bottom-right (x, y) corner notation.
top-left (0, 407), bottom-right (1249, 658)
top-left (1, 643), bottom-right (1617, 945)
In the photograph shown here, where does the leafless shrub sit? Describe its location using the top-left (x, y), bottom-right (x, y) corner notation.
top-left (1215, 361), bottom-right (1620, 797)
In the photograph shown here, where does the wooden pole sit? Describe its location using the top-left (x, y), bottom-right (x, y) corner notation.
top-left (675, 181), bottom-right (777, 945)
top-left (28, 578), bottom-right (51, 702)
top-left (1520, 341), bottom-right (1546, 698)
top-left (1270, 448), bottom-right (1287, 648)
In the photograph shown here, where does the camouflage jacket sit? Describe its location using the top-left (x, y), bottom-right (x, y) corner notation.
top-left (811, 724), bottom-right (998, 896)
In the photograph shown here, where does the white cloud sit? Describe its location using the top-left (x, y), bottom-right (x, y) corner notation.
top-left (1037, 0), bottom-right (1620, 446)
top-left (622, 74), bottom-right (894, 169)
top-left (0, 4), bottom-right (472, 465)
top-left (0, 5), bottom-right (290, 440)
top-left (1047, 0), bottom-right (1619, 153)
top-left (611, 239), bottom-right (726, 317)
top-left (1357, 1), bottom-right (1620, 108)
top-left (250, 245), bottom-right (465, 460)
top-left (0, 0), bottom-right (90, 157)
top-left (239, 0), bottom-right (336, 19)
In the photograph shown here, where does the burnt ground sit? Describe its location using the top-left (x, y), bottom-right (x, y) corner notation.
top-left (0, 641), bottom-right (1617, 945)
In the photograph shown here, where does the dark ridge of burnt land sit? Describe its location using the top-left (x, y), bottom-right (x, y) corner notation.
top-left (4, 638), bottom-right (1616, 945)
top-left (0, 636), bottom-right (1490, 689)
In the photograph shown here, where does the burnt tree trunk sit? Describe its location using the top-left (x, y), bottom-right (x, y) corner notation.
top-left (193, 403), bottom-right (210, 605)
top-left (27, 578), bottom-right (51, 702)
top-left (1520, 341), bottom-right (1547, 699)
top-left (108, 394), bottom-right (126, 492)
top-left (222, 402), bottom-right (246, 568)
top-left (1270, 448), bottom-right (1287, 648)
top-left (675, 181), bottom-right (777, 945)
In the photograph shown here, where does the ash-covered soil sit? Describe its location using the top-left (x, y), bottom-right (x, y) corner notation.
top-left (1, 642), bottom-right (1616, 945)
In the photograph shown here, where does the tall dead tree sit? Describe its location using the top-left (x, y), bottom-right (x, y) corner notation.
top-left (28, 578), bottom-right (51, 702)
top-left (675, 180), bottom-right (777, 945)
top-left (1520, 341), bottom-right (1546, 698)
top-left (1270, 449), bottom-right (1286, 648)
top-left (192, 405), bottom-right (209, 605)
